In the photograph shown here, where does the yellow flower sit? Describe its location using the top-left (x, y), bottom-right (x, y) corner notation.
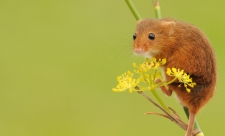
top-left (151, 58), bottom-right (166, 69)
top-left (113, 58), bottom-right (196, 93)
top-left (112, 57), bottom-right (197, 120)
top-left (133, 62), bottom-right (152, 73)
top-left (112, 71), bottom-right (140, 93)
top-left (134, 58), bottom-right (166, 74)
top-left (166, 68), bottom-right (196, 93)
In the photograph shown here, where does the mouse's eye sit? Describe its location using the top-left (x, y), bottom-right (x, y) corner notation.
top-left (133, 33), bottom-right (136, 40)
top-left (148, 33), bottom-right (155, 40)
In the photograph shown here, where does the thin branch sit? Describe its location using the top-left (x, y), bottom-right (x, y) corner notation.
top-left (125, 0), bottom-right (142, 20)
top-left (137, 91), bottom-right (202, 136)
top-left (145, 112), bottom-right (172, 120)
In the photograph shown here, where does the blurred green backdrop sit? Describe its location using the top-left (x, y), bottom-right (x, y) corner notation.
top-left (0, 0), bottom-right (224, 136)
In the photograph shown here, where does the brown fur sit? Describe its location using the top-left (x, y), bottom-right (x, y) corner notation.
top-left (133, 18), bottom-right (217, 135)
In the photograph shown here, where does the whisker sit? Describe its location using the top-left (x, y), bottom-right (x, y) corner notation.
top-left (109, 49), bottom-right (132, 72)
top-left (118, 51), bottom-right (133, 72)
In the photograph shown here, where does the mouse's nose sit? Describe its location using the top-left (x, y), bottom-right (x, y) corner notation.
top-left (133, 48), bottom-right (144, 54)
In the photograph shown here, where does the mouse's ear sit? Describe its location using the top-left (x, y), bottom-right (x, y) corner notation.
top-left (161, 21), bottom-right (176, 36)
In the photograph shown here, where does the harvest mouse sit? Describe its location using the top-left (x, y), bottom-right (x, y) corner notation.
top-left (133, 18), bottom-right (217, 136)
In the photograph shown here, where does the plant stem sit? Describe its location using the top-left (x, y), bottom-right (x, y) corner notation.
top-left (153, 0), bottom-right (161, 19)
top-left (155, 77), bottom-right (177, 87)
top-left (151, 89), bottom-right (171, 113)
top-left (150, 0), bottom-right (171, 113)
top-left (125, 0), bottom-right (142, 20)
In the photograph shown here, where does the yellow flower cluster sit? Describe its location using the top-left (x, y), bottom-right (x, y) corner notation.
top-left (133, 58), bottom-right (166, 73)
top-left (112, 71), bottom-right (140, 93)
top-left (133, 58), bottom-right (166, 87)
top-left (166, 68), bottom-right (196, 93)
top-left (112, 58), bottom-right (166, 92)
top-left (112, 58), bottom-right (196, 93)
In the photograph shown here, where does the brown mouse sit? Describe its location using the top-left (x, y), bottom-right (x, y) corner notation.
top-left (133, 18), bottom-right (217, 136)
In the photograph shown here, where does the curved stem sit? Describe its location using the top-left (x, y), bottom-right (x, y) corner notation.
top-left (125, 0), bottom-right (142, 20)
top-left (156, 77), bottom-right (177, 87)
top-left (151, 89), bottom-right (171, 113)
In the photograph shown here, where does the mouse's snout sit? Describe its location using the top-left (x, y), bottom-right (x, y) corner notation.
top-left (133, 46), bottom-right (152, 58)
top-left (133, 40), bottom-right (146, 54)
top-left (133, 47), bottom-right (144, 54)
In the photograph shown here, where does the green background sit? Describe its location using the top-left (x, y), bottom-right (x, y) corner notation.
top-left (0, 0), bottom-right (224, 135)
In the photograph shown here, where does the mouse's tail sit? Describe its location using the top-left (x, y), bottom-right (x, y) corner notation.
top-left (185, 111), bottom-right (195, 136)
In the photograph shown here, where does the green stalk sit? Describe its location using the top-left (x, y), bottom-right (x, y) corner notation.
top-left (155, 77), bottom-right (177, 87)
top-left (149, 68), bottom-right (170, 113)
top-left (151, 89), bottom-right (170, 113)
top-left (153, 0), bottom-right (161, 19)
top-left (125, 0), bottom-right (142, 20)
